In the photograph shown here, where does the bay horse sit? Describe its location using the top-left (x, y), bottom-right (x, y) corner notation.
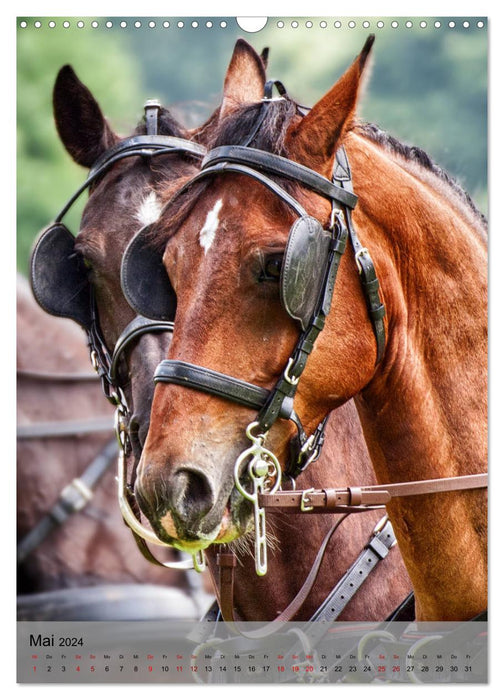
top-left (118, 39), bottom-right (411, 622)
top-left (130, 37), bottom-right (487, 622)
top-left (17, 274), bottom-right (210, 619)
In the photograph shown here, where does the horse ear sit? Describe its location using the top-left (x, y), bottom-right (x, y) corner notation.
top-left (53, 65), bottom-right (119, 168)
top-left (219, 38), bottom-right (266, 119)
top-left (287, 35), bottom-right (375, 172)
top-left (260, 47), bottom-right (269, 69)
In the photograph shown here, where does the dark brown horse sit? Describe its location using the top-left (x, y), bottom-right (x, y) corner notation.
top-left (133, 38), bottom-right (486, 621)
top-left (117, 40), bottom-right (411, 622)
top-left (17, 275), bottom-right (211, 619)
top-left (18, 69), bottom-right (214, 614)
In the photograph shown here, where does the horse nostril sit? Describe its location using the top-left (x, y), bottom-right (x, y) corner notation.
top-left (170, 469), bottom-right (214, 524)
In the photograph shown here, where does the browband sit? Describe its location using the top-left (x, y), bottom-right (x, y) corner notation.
top-left (56, 135), bottom-right (206, 222)
top-left (203, 145), bottom-right (358, 210)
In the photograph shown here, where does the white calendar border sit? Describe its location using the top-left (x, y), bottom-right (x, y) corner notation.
top-left (6, 2), bottom-right (499, 696)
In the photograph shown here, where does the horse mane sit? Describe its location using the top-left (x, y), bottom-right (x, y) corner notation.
top-left (356, 122), bottom-right (487, 231)
top-left (150, 97), bottom-right (487, 248)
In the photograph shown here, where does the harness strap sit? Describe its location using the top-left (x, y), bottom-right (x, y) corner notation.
top-left (259, 472), bottom-right (488, 511)
top-left (109, 316), bottom-right (174, 384)
top-left (17, 438), bottom-right (118, 564)
top-left (203, 145), bottom-right (359, 210)
top-left (166, 160), bottom-right (309, 219)
top-left (332, 147), bottom-right (386, 363)
top-left (214, 515), bottom-right (397, 636)
top-left (56, 136), bottom-right (206, 223)
top-left (215, 513), bottom-right (351, 637)
top-left (308, 518), bottom-right (396, 624)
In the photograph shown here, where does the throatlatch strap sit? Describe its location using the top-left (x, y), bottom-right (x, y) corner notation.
top-left (333, 149), bottom-right (386, 363)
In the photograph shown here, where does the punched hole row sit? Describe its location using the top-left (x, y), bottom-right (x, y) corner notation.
top-left (19, 19), bottom-right (485, 30)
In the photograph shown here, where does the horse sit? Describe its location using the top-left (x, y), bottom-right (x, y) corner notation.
top-left (17, 274), bottom-right (211, 619)
top-left (112, 39), bottom-right (412, 623)
top-left (19, 63), bottom-right (217, 615)
top-left (128, 37), bottom-right (487, 622)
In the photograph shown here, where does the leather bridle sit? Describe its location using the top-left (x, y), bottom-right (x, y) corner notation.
top-left (154, 143), bottom-right (385, 479)
top-left (30, 101), bottom-right (207, 571)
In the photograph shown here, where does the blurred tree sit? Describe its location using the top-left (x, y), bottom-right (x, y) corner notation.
top-left (17, 20), bottom-right (143, 272)
top-left (254, 21), bottom-right (487, 212)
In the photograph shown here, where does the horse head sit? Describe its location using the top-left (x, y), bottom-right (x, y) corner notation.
top-left (32, 66), bottom-right (205, 459)
top-left (131, 38), bottom-right (380, 551)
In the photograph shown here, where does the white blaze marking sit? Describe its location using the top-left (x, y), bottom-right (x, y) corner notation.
top-left (136, 191), bottom-right (162, 227)
top-left (199, 199), bottom-right (223, 254)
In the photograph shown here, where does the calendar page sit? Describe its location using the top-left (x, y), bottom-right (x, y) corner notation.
top-left (16, 14), bottom-right (488, 685)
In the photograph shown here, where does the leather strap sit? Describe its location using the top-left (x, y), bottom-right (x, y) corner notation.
top-left (56, 135), bottom-right (206, 222)
top-left (165, 160), bottom-right (309, 219)
top-left (308, 518), bottom-right (396, 624)
top-left (216, 514), bottom-right (351, 638)
top-left (332, 152), bottom-right (387, 363)
top-left (154, 360), bottom-right (271, 410)
top-left (109, 316), bottom-right (174, 384)
top-left (203, 145), bottom-right (359, 210)
top-left (88, 135), bottom-right (206, 180)
top-left (17, 438), bottom-right (118, 563)
top-left (259, 472), bottom-right (488, 511)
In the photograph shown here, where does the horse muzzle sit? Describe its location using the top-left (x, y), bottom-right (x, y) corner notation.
top-left (134, 459), bottom-right (253, 549)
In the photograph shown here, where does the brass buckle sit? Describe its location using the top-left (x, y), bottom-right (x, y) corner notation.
top-left (300, 488), bottom-right (315, 512)
top-left (355, 247), bottom-right (369, 273)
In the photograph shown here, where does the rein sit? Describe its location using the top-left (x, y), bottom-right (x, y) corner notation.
top-left (259, 472), bottom-right (489, 512)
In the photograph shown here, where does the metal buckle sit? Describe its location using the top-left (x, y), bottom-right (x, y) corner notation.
top-left (372, 514), bottom-right (397, 547)
top-left (283, 357), bottom-right (300, 386)
top-left (355, 247), bottom-right (370, 273)
top-left (300, 488), bottom-right (315, 512)
top-left (373, 514), bottom-right (390, 535)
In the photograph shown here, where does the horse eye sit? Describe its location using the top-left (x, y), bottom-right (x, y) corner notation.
top-left (260, 254), bottom-right (283, 282)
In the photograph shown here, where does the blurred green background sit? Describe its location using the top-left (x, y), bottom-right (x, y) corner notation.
top-left (17, 16), bottom-right (487, 273)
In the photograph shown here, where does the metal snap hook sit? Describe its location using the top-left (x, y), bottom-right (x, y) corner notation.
top-left (233, 422), bottom-right (282, 575)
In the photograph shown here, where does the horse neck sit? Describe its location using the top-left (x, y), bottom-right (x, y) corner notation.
top-left (346, 132), bottom-right (487, 480)
top-left (345, 134), bottom-right (487, 619)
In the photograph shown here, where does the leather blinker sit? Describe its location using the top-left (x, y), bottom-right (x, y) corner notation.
top-left (121, 224), bottom-right (177, 322)
top-left (30, 223), bottom-right (94, 330)
top-left (280, 215), bottom-right (331, 330)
